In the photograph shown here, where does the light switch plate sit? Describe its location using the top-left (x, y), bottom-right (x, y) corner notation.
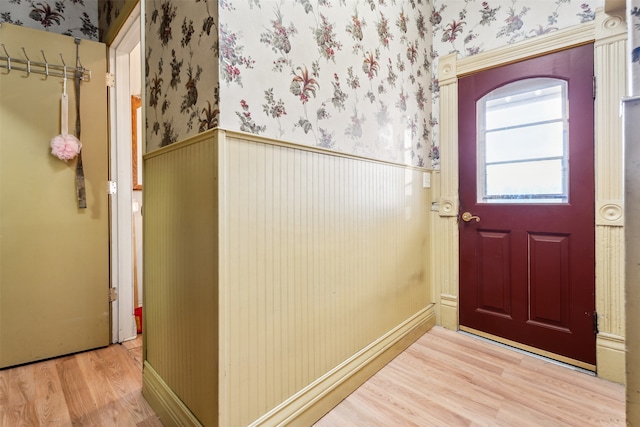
top-left (422, 172), bottom-right (431, 188)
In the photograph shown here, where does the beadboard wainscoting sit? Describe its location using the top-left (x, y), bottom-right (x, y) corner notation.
top-left (143, 129), bottom-right (434, 426)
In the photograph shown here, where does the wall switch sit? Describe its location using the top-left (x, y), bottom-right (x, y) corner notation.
top-left (422, 172), bottom-right (431, 188)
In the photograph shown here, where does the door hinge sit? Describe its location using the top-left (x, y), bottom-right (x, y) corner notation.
top-left (107, 180), bottom-right (117, 195)
top-left (106, 72), bottom-right (115, 88)
top-left (593, 75), bottom-right (596, 100)
top-left (109, 287), bottom-right (118, 302)
top-left (593, 311), bottom-right (599, 334)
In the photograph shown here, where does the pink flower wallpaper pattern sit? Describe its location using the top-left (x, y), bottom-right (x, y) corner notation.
top-left (0, 0), bottom-right (622, 166)
top-left (145, 0), bottom-right (435, 167)
top-left (145, 0), bottom-right (604, 168)
top-left (218, 0), bottom-right (435, 167)
top-left (0, 0), bottom-right (98, 40)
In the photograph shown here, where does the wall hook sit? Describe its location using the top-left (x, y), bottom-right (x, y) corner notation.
top-left (1, 44), bottom-right (11, 72)
top-left (40, 50), bottom-right (49, 76)
top-left (21, 47), bottom-right (31, 76)
top-left (59, 53), bottom-right (67, 79)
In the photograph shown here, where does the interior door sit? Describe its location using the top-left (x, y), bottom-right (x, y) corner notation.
top-left (458, 44), bottom-right (596, 367)
top-left (0, 24), bottom-right (109, 368)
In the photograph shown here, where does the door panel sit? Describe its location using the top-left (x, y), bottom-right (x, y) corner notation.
top-left (458, 44), bottom-right (595, 366)
top-left (528, 233), bottom-right (570, 330)
top-left (477, 230), bottom-right (511, 317)
top-left (0, 24), bottom-right (109, 368)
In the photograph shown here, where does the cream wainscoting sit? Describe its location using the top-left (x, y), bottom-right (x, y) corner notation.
top-left (432, 8), bottom-right (626, 383)
top-left (143, 129), bottom-right (434, 426)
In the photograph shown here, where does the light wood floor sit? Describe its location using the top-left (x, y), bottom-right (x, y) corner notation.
top-left (0, 328), bottom-right (625, 426)
top-left (0, 335), bottom-right (162, 426)
top-left (316, 326), bottom-right (625, 426)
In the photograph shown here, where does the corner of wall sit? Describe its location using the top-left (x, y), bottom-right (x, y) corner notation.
top-left (143, 362), bottom-right (204, 427)
top-left (250, 305), bottom-right (436, 427)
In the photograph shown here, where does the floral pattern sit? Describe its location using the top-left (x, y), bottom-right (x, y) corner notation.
top-left (145, 0), bottom-right (219, 148)
top-left (97, 0), bottom-right (126, 41)
top-left (0, 0), bottom-right (98, 40)
top-left (144, 1), bottom-right (437, 163)
top-left (214, 1), bottom-right (435, 166)
top-left (2, 0), bottom-right (611, 166)
top-left (430, 0), bottom-right (602, 168)
top-left (144, 0), bottom-right (605, 166)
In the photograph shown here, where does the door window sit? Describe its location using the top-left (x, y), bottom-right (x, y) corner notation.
top-left (476, 78), bottom-right (569, 204)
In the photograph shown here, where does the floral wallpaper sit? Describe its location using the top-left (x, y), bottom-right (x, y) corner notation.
top-left (98, 0), bottom-right (129, 42)
top-left (145, 0), bottom-right (220, 151)
top-left (146, 0), bottom-right (434, 167)
top-left (429, 0), bottom-right (602, 168)
top-left (217, 0), bottom-right (434, 167)
top-left (145, 0), bottom-right (608, 167)
top-left (0, 0), bottom-right (99, 40)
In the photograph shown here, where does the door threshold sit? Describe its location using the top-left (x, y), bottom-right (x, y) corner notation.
top-left (458, 326), bottom-right (596, 375)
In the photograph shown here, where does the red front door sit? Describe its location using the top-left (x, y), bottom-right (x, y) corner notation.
top-left (458, 44), bottom-right (596, 366)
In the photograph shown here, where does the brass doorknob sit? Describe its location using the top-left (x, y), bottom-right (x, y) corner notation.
top-left (461, 212), bottom-right (480, 222)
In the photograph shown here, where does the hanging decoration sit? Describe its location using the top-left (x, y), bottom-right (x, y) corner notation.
top-left (2, 39), bottom-right (91, 209)
top-left (73, 38), bottom-right (87, 209)
top-left (50, 69), bottom-right (82, 161)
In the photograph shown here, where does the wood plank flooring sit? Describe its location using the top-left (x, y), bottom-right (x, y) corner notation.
top-left (0, 328), bottom-right (625, 426)
top-left (0, 335), bottom-right (162, 427)
top-left (315, 326), bottom-right (625, 427)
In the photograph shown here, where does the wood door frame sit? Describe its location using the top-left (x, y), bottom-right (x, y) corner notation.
top-left (431, 8), bottom-right (627, 383)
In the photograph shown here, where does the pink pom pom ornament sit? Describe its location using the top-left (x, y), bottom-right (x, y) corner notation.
top-left (51, 134), bottom-right (82, 161)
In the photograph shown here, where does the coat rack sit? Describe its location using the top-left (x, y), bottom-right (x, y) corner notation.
top-left (0, 43), bottom-right (91, 82)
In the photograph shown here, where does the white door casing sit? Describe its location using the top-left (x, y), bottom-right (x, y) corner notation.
top-left (109, 4), bottom-right (141, 343)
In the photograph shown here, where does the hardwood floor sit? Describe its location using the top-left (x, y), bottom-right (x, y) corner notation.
top-left (0, 335), bottom-right (162, 427)
top-left (0, 328), bottom-right (625, 426)
top-left (315, 326), bottom-right (625, 427)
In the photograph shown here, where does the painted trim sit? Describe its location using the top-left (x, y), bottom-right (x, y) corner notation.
top-left (216, 129), bottom-right (230, 427)
top-left (593, 7), bottom-right (627, 384)
top-left (144, 305), bottom-right (435, 427)
top-left (456, 22), bottom-right (596, 77)
top-left (597, 200), bottom-right (624, 226)
top-left (108, 3), bottom-right (141, 344)
top-left (439, 294), bottom-right (458, 331)
top-left (604, 0), bottom-right (625, 14)
top-left (144, 128), bottom-right (433, 173)
top-left (249, 305), bottom-right (436, 427)
top-left (142, 362), bottom-right (203, 427)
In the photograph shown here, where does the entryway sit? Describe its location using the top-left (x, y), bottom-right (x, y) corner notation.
top-left (457, 44), bottom-right (596, 369)
top-left (108, 4), bottom-right (144, 345)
